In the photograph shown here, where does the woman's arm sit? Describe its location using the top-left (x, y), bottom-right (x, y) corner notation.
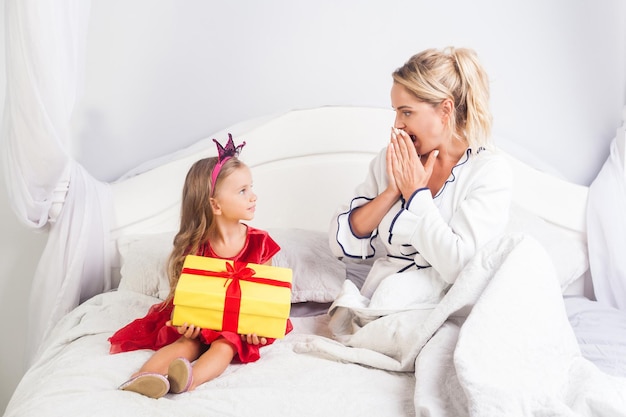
top-left (349, 144), bottom-right (401, 237)
top-left (349, 188), bottom-right (399, 237)
top-left (391, 154), bottom-right (512, 283)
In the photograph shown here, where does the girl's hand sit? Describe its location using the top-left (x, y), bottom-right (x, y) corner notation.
top-left (166, 320), bottom-right (201, 339)
top-left (241, 333), bottom-right (268, 345)
top-left (390, 128), bottom-right (438, 199)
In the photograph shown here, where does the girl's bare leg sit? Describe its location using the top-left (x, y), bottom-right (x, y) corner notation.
top-left (133, 337), bottom-right (202, 377)
top-left (188, 338), bottom-right (236, 390)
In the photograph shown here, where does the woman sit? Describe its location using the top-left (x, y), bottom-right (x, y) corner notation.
top-left (330, 47), bottom-right (512, 315)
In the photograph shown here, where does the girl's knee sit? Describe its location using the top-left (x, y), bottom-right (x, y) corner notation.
top-left (211, 338), bottom-right (237, 355)
top-left (172, 336), bottom-right (202, 355)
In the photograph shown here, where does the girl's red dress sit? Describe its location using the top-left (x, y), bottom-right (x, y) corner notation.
top-left (108, 226), bottom-right (292, 363)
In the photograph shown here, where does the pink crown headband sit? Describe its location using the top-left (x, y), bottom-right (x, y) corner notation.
top-left (210, 133), bottom-right (246, 196)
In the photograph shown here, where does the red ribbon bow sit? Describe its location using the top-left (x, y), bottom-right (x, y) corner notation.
top-left (221, 261), bottom-right (256, 286)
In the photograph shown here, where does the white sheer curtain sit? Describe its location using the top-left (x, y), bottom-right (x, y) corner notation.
top-left (587, 130), bottom-right (626, 311)
top-left (1, 0), bottom-right (112, 362)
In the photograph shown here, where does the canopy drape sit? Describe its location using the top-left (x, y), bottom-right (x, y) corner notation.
top-left (587, 132), bottom-right (626, 311)
top-left (1, 0), bottom-right (112, 363)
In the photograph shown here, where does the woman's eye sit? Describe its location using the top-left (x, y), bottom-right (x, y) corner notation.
top-left (403, 111), bottom-right (411, 117)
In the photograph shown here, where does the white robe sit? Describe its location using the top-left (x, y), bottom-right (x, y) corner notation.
top-left (329, 146), bottom-right (513, 320)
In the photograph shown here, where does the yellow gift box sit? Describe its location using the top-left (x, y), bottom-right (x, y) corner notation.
top-left (171, 255), bottom-right (292, 338)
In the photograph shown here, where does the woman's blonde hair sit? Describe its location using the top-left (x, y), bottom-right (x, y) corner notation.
top-left (392, 47), bottom-right (492, 148)
top-left (165, 156), bottom-right (245, 301)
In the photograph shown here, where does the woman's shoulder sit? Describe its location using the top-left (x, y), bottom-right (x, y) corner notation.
top-left (469, 147), bottom-right (511, 170)
top-left (464, 147), bottom-right (513, 185)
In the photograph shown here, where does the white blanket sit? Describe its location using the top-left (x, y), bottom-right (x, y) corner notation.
top-left (4, 293), bottom-right (414, 417)
top-left (296, 234), bottom-right (626, 416)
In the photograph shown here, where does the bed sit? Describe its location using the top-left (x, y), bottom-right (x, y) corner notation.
top-left (4, 106), bottom-right (626, 417)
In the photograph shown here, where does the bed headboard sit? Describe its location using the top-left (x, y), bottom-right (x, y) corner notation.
top-left (109, 105), bottom-right (590, 292)
top-left (110, 107), bottom-right (393, 237)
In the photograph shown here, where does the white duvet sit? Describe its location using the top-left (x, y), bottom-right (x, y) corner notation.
top-left (5, 234), bottom-right (626, 417)
top-left (297, 233), bottom-right (626, 416)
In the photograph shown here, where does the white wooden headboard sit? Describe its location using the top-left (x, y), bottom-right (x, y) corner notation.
top-left (109, 106), bottom-right (590, 285)
top-left (110, 106), bottom-right (392, 238)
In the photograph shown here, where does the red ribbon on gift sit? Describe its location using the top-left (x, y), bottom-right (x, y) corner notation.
top-left (181, 261), bottom-right (291, 333)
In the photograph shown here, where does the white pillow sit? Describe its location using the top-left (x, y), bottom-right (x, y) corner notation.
top-left (505, 204), bottom-right (589, 291)
top-left (269, 228), bottom-right (346, 303)
top-left (117, 232), bottom-right (174, 300)
top-left (116, 228), bottom-right (346, 303)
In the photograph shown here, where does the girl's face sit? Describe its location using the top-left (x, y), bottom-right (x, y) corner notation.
top-left (390, 83), bottom-right (449, 156)
top-left (212, 165), bottom-right (257, 221)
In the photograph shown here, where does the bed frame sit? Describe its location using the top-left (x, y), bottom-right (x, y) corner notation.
top-left (109, 105), bottom-right (590, 292)
top-left (10, 106), bottom-right (626, 417)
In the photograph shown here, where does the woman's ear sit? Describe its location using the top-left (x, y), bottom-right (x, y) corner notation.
top-left (437, 98), bottom-right (454, 129)
top-left (440, 99), bottom-right (454, 121)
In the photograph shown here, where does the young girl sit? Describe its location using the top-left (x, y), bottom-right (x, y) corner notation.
top-left (110, 135), bottom-right (291, 399)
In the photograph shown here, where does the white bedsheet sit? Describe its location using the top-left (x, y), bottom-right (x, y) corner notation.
top-left (297, 233), bottom-right (626, 416)
top-left (4, 292), bottom-right (414, 417)
top-left (565, 295), bottom-right (626, 377)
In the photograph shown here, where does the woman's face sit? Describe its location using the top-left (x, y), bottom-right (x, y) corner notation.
top-left (390, 83), bottom-right (448, 156)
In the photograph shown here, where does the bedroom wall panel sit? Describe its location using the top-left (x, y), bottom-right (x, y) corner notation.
top-left (71, 0), bottom-right (626, 186)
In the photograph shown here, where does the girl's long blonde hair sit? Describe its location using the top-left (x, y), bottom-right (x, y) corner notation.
top-left (392, 47), bottom-right (493, 149)
top-left (165, 156), bottom-right (244, 301)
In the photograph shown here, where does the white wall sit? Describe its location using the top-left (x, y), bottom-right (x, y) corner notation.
top-left (73, 0), bottom-right (626, 185)
top-left (2, 0), bottom-right (625, 412)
